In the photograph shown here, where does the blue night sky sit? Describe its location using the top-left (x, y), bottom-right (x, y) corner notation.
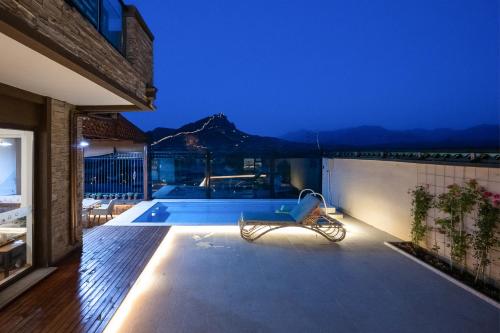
top-left (125, 0), bottom-right (499, 136)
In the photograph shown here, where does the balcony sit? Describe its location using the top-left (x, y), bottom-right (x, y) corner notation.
top-left (0, 0), bottom-right (155, 110)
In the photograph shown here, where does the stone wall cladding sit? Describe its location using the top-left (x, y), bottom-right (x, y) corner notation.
top-left (50, 99), bottom-right (82, 262)
top-left (0, 0), bottom-right (154, 105)
top-left (125, 8), bottom-right (153, 85)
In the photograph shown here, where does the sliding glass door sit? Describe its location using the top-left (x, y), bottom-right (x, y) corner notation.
top-left (0, 129), bottom-right (33, 285)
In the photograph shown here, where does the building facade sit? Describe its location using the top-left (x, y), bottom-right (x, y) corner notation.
top-left (0, 0), bottom-right (155, 289)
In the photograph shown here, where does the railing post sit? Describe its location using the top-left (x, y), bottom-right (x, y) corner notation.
top-left (205, 151), bottom-right (211, 199)
top-left (270, 157), bottom-right (276, 198)
top-left (143, 144), bottom-right (149, 200)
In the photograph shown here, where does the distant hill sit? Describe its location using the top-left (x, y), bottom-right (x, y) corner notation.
top-left (282, 125), bottom-right (500, 151)
top-left (147, 113), bottom-right (317, 156)
top-left (147, 115), bottom-right (499, 153)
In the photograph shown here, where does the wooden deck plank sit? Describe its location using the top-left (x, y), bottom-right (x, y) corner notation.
top-left (0, 226), bottom-right (169, 333)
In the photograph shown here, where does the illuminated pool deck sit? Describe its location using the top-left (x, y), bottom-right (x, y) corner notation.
top-left (104, 215), bottom-right (499, 333)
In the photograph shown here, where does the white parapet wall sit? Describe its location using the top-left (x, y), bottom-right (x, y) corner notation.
top-left (322, 158), bottom-right (500, 282)
top-left (322, 158), bottom-right (500, 240)
top-left (322, 158), bottom-right (418, 240)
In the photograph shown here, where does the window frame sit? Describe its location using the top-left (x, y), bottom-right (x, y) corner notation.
top-left (66, 0), bottom-right (126, 55)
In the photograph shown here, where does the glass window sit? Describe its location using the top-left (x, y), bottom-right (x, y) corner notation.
top-left (274, 158), bottom-right (321, 198)
top-left (0, 129), bottom-right (33, 285)
top-left (151, 153), bottom-right (208, 199)
top-left (68, 0), bottom-right (124, 52)
top-left (70, 0), bottom-right (99, 27)
top-left (210, 155), bottom-right (272, 199)
top-left (100, 0), bottom-right (124, 51)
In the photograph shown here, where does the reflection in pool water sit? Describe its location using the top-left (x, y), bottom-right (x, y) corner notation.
top-left (133, 203), bottom-right (170, 223)
top-left (132, 201), bottom-right (294, 225)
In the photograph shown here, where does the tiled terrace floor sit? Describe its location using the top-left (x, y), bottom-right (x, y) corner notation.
top-left (107, 217), bottom-right (499, 333)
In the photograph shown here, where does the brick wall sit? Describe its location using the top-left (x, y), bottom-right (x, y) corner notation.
top-left (125, 7), bottom-right (154, 85)
top-left (50, 98), bottom-right (82, 262)
top-left (0, 0), bottom-right (154, 106)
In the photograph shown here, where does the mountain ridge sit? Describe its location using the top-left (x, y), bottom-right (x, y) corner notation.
top-left (147, 113), bottom-right (317, 155)
top-left (282, 124), bottom-right (500, 151)
top-left (146, 114), bottom-right (500, 153)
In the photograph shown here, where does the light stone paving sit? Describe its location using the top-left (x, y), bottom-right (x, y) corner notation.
top-left (107, 216), bottom-right (499, 333)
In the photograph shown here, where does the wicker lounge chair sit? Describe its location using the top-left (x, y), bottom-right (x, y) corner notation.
top-left (239, 193), bottom-right (346, 242)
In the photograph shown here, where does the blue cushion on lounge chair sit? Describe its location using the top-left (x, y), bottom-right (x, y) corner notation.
top-left (289, 194), bottom-right (320, 222)
top-left (240, 211), bottom-right (295, 224)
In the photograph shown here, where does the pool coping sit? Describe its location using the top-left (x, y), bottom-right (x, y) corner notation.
top-left (105, 199), bottom-right (297, 226)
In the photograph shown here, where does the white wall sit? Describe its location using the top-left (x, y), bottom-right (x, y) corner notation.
top-left (323, 159), bottom-right (418, 240)
top-left (323, 158), bottom-right (500, 241)
top-left (323, 158), bottom-right (500, 282)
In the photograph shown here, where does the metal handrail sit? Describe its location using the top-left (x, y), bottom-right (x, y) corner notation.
top-left (297, 189), bottom-right (316, 203)
top-left (298, 189), bottom-right (329, 211)
top-left (311, 192), bottom-right (329, 211)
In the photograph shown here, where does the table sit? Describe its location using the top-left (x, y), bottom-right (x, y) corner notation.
top-left (83, 199), bottom-right (101, 210)
top-left (82, 199), bottom-right (101, 227)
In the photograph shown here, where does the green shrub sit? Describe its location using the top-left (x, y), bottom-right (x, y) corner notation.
top-left (409, 185), bottom-right (433, 246)
top-left (472, 191), bottom-right (500, 283)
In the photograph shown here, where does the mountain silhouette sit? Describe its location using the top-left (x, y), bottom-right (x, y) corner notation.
top-left (147, 113), bottom-right (317, 156)
top-left (283, 125), bottom-right (500, 151)
top-left (147, 114), bottom-right (499, 153)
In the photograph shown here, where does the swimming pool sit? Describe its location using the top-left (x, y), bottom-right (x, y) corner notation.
top-left (106, 199), bottom-right (297, 226)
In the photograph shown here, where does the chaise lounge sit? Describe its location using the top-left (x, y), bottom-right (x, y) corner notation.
top-left (238, 193), bottom-right (346, 242)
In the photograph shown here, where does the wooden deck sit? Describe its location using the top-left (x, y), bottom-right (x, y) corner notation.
top-left (0, 226), bottom-right (169, 333)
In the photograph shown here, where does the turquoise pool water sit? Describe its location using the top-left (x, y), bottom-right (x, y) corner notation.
top-left (132, 200), bottom-right (295, 225)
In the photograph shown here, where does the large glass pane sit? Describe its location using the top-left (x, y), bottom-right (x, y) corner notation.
top-left (70, 0), bottom-right (99, 27)
top-left (273, 158), bottom-right (321, 198)
top-left (100, 0), bottom-right (123, 51)
top-left (210, 155), bottom-right (272, 199)
top-left (151, 152), bottom-right (207, 199)
top-left (0, 129), bottom-right (33, 284)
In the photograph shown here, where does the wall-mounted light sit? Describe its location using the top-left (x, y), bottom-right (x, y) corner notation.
top-left (79, 140), bottom-right (90, 148)
top-left (0, 140), bottom-right (12, 147)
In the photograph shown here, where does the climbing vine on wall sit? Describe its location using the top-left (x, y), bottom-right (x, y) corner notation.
top-left (472, 191), bottom-right (500, 283)
top-left (409, 185), bottom-right (434, 246)
top-left (434, 180), bottom-right (481, 271)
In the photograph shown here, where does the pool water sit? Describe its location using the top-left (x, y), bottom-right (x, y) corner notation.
top-left (132, 200), bottom-right (295, 225)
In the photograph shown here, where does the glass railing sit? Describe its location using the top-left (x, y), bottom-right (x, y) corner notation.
top-left (150, 151), bottom-right (208, 199)
top-left (150, 151), bottom-right (322, 199)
